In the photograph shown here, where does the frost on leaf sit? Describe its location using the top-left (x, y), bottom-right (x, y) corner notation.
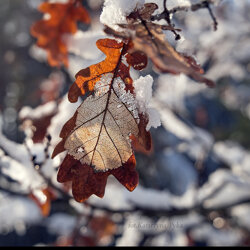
top-left (105, 3), bottom-right (215, 87)
top-left (31, 0), bottom-right (90, 67)
top-left (52, 38), bottom-right (151, 202)
top-left (64, 86), bottom-right (139, 172)
top-left (68, 38), bottom-right (145, 102)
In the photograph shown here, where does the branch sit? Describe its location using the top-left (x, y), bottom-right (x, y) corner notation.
top-left (151, 0), bottom-right (181, 40)
top-left (152, 0), bottom-right (218, 31)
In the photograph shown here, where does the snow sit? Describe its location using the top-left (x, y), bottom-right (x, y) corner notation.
top-left (46, 213), bottom-right (77, 236)
top-left (113, 77), bottom-right (140, 121)
top-left (116, 213), bottom-right (143, 246)
top-left (2, 0), bottom-right (250, 246)
top-left (231, 204), bottom-right (250, 231)
top-left (100, 0), bottom-right (209, 32)
top-left (158, 107), bottom-right (194, 140)
top-left (19, 101), bottom-right (57, 120)
top-left (88, 177), bottom-right (133, 210)
top-left (134, 75), bottom-right (153, 113)
top-left (221, 84), bottom-right (250, 112)
top-left (213, 141), bottom-right (246, 167)
top-left (68, 56), bottom-right (100, 81)
top-left (100, 0), bottom-right (145, 31)
top-left (0, 194), bottom-right (41, 233)
top-left (176, 0), bottom-right (250, 81)
top-left (126, 185), bottom-right (197, 210)
top-left (198, 169), bottom-right (250, 209)
top-left (157, 148), bottom-right (197, 195)
top-left (47, 94), bottom-right (80, 147)
top-left (190, 223), bottom-right (242, 246)
top-left (145, 0), bottom-right (191, 12)
top-left (155, 74), bottom-right (207, 113)
top-left (133, 75), bottom-right (161, 130)
top-left (89, 175), bottom-right (197, 212)
top-left (0, 116), bottom-right (30, 164)
top-left (145, 107), bottom-right (161, 131)
top-left (66, 30), bottom-right (106, 60)
top-left (0, 153), bottom-right (45, 192)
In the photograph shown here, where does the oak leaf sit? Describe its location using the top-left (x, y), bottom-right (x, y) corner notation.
top-left (52, 38), bottom-right (151, 202)
top-left (105, 3), bottom-right (215, 87)
top-left (68, 39), bottom-right (145, 103)
top-left (89, 216), bottom-right (116, 242)
top-left (30, 188), bottom-right (56, 217)
top-left (31, 0), bottom-right (90, 67)
top-left (20, 102), bottom-right (58, 143)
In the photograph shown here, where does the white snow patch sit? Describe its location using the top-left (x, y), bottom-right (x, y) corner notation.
top-left (66, 30), bottom-right (106, 60)
top-left (100, 0), bottom-right (145, 31)
top-left (133, 75), bottom-right (161, 130)
top-left (191, 223), bottom-right (242, 246)
top-left (19, 101), bottom-right (57, 120)
top-left (0, 195), bottom-right (41, 233)
top-left (47, 213), bottom-right (77, 236)
top-left (231, 204), bottom-right (250, 231)
top-left (47, 94), bottom-right (80, 147)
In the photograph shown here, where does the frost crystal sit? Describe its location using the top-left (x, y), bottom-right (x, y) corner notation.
top-left (113, 77), bottom-right (139, 122)
top-left (94, 73), bottom-right (112, 96)
top-left (94, 74), bottom-right (140, 122)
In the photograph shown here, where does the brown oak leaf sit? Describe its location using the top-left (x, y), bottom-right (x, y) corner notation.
top-left (20, 102), bottom-right (58, 143)
top-left (88, 216), bottom-right (116, 242)
top-left (52, 38), bottom-right (151, 202)
top-left (105, 3), bottom-right (215, 87)
top-left (31, 0), bottom-right (90, 67)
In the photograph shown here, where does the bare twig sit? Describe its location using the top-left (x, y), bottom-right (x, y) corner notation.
top-left (151, 0), bottom-right (181, 40)
top-left (153, 0), bottom-right (218, 31)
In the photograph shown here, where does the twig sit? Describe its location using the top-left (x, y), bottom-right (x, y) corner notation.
top-left (203, 1), bottom-right (218, 31)
top-left (153, 0), bottom-right (218, 31)
top-left (151, 0), bottom-right (181, 40)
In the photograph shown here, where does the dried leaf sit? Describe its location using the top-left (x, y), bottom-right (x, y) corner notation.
top-left (55, 215), bottom-right (116, 246)
top-left (105, 3), bottom-right (215, 87)
top-left (20, 103), bottom-right (58, 143)
top-left (66, 91), bottom-right (139, 171)
top-left (56, 154), bottom-right (138, 202)
top-left (31, 0), bottom-right (90, 67)
top-left (52, 38), bottom-right (150, 202)
top-left (89, 216), bottom-right (116, 241)
top-left (68, 39), bottom-right (124, 102)
top-left (131, 114), bottom-right (152, 155)
top-left (30, 188), bottom-right (56, 217)
top-left (126, 51), bottom-right (148, 70)
top-left (132, 29), bottom-right (215, 87)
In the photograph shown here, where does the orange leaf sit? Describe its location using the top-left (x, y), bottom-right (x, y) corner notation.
top-left (89, 216), bottom-right (116, 241)
top-left (30, 188), bottom-right (56, 217)
top-left (31, 0), bottom-right (90, 68)
top-left (68, 39), bottom-right (124, 102)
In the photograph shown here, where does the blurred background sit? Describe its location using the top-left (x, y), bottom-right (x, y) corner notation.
top-left (0, 0), bottom-right (250, 246)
